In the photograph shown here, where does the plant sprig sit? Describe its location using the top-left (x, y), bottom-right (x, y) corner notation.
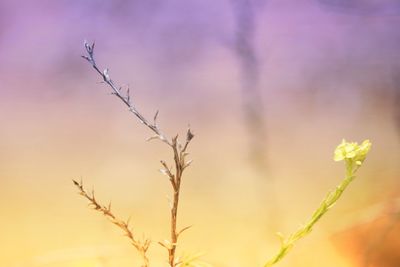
top-left (75, 41), bottom-right (195, 267)
top-left (264, 139), bottom-right (372, 267)
top-left (73, 179), bottom-right (150, 267)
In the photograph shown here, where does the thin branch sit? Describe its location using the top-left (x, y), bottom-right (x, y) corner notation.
top-left (82, 41), bottom-right (171, 146)
top-left (72, 180), bottom-right (150, 267)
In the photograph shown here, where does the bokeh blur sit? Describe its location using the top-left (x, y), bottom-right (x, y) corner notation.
top-left (0, 0), bottom-right (399, 266)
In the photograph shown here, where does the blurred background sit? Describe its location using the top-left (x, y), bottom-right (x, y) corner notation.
top-left (0, 0), bottom-right (399, 266)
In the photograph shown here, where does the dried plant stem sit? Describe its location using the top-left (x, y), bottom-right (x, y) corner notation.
top-left (73, 179), bottom-right (150, 267)
top-left (164, 135), bottom-right (193, 266)
top-left (81, 42), bottom-right (170, 146)
top-left (81, 41), bottom-right (194, 267)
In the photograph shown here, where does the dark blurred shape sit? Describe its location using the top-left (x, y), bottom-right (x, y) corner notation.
top-left (230, 0), bottom-right (282, 233)
top-left (231, 0), bottom-right (267, 168)
top-left (316, 0), bottom-right (400, 15)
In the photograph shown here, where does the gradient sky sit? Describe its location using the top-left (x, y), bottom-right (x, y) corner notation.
top-left (0, 1), bottom-right (400, 267)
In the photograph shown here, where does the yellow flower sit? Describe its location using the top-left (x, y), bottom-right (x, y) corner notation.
top-left (334, 139), bottom-right (371, 165)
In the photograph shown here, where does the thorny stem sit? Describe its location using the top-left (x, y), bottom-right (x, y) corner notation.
top-left (81, 41), bottom-right (194, 267)
top-left (73, 179), bottom-right (150, 267)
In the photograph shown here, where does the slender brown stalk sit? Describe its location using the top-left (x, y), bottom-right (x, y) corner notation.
top-left (80, 41), bottom-right (194, 267)
top-left (158, 131), bottom-right (194, 266)
top-left (166, 133), bottom-right (193, 266)
top-left (73, 179), bottom-right (150, 267)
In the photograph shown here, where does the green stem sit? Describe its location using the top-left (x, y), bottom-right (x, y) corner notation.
top-left (264, 163), bottom-right (358, 267)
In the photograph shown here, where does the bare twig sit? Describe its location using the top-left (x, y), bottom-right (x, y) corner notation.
top-left (82, 41), bottom-right (171, 146)
top-left (72, 179), bottom-right (150, 267)
top-left (81, 41), bottom-right (194, 267)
